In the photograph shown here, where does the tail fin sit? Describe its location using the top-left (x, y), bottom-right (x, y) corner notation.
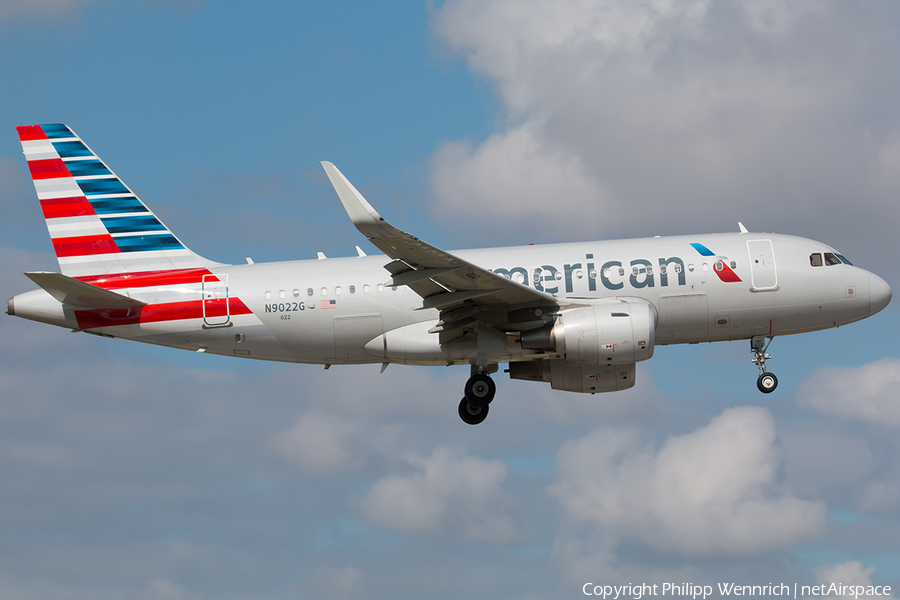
top-left (16, 124), bottom-right (218, 277)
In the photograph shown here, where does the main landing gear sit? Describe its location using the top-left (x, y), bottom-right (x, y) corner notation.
top-left (751, 335), bottom-right (778, 394)
top-left (458, 368), bottom-right (497, 425)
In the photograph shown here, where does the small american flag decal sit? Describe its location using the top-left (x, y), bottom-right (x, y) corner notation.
top-left (320, 299), bottom-right (336, 309)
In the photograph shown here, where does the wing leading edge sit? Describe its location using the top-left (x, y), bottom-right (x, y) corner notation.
top-left (321, 162), bottom-right (562, 336)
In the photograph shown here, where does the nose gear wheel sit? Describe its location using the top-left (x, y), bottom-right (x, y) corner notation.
top-left (751, 336), bottom-right (778, 393)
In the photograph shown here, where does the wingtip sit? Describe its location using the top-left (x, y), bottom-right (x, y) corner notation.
top-left (321, 161), bottom-right (384, 229)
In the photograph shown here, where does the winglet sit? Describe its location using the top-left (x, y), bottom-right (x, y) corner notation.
top-left (738, 222), bottom-right (749, 234)
top-left (321, 162), bottom-right (386, 238)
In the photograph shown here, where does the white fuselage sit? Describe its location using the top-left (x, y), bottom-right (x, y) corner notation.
top-left (10, 232), bottom-right (890, 368)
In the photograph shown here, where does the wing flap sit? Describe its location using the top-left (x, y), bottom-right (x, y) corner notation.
top-left (25, 271), bottom-right (146, 309)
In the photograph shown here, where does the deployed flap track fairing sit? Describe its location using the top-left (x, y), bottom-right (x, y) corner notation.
top-left (9, 125), bottom-right (893, 425)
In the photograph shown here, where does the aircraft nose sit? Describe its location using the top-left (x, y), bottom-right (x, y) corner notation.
top-left (869, 273), bottom-right (892, 316)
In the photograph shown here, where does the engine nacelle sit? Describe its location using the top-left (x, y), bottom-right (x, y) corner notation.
top-left (521, 301), bottom-right (655, 364)
top-left (509, 359), bottom-right (636, 393)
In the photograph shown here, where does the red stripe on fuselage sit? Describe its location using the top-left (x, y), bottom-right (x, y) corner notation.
top-left (77, 268), bottom-right (217, 290)
top-left (74, 298), bottom-right (252, 330)
top-left (28, 158), bottom-right (71, 180)
top-left (52, 235), bottom-right (120, 257)
top-left (17, 125), bottom-right (47, 141)
top-left (40, 197), bottom-right (96, 219)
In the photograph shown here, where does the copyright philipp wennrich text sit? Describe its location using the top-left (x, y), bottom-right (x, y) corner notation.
top-left (582, 583), bottom-right (893, 599)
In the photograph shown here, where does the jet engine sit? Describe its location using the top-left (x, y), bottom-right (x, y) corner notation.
top-left (520, 300), bottom-right (656, 364)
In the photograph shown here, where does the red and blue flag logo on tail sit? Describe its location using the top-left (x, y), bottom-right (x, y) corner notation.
top-left (16, 124), bottom-right (209, 279)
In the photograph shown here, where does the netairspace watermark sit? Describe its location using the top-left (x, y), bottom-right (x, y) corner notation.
top-left (582, 583), bottom-right (893, 599)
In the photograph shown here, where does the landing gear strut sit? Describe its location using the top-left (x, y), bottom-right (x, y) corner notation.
top-left (458, 367), bottom-right (497, 425)
top-left (751, 336), bottom-right (778, 393)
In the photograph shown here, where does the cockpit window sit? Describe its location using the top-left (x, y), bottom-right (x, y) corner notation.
top-left (824, 252), bottom-right (842, 266)
top-left (810, 253), bottom-right (823, 267)
top-left (836, 253), bottom-right (853, 265)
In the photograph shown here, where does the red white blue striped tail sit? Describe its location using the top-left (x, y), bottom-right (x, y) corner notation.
top-left (16, 124), bottom-right (216, 278)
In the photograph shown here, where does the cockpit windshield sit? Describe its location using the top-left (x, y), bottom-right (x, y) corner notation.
top-left (810, 252), bottom-right (853, 267)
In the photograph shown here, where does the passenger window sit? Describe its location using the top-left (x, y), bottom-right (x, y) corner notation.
top-left (349, 285), bottom-right (356, 294)
top-left (810, 253), bottom-right (823, 267)
top-left (377, 284), bottom-right (384, 292)
top-left (364, 284), bottom-right (370, 293)
top-left (307, 288), bottom-right (314, 297)
top-left (335, 286), bottom-right (342, 295)
top-left (730, 261), bottom-right (736, 269)
top-left (293, 289), bottom-right (300, 297)
top-left (824, 252), bottom-right (841, 266)
top-left (321, 287), bottom-right (328, 295)
top-left (265, 291), bottom-right (272, 300)
top-left (279, 290), bottom-right (286, 299)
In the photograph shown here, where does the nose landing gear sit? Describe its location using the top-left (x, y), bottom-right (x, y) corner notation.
top-left (751, 336), bottom-right (778, 393)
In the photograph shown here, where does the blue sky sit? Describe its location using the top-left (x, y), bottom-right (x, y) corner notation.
top-left (2, 2), bottom-right (900, 599)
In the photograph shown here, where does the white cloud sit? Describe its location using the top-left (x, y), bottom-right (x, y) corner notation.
top-left (131, 578), bottom-right (202, 600)
top-left (361, 446), bottom-right (518, 544)
top-left (430, 123), bottom-right (606, 229)
top-left (303, 566), bottom-right (365, 600)
top-left (549, 406), bottom-right (827, 557)
top-left (810, 562), bottom-right (888, 597)
top-left (860, 481), bottom-right (900, 515)
top-left (781, 431), bottom-right (875, 498)
top-left (269, 412), bottom-right (363, 473)
top-left (796, 358), bottom-right (900, 427)
top-left (430, 1), bottom-right (900, 244)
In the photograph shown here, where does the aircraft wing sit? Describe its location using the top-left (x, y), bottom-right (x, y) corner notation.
top-left (322, 162), bottom-right (562, 329)
top-left (25, 272), bottom-right (146, 309)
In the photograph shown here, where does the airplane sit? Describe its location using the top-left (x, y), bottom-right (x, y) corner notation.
top-left (8, 124), bottom-right (892, 424)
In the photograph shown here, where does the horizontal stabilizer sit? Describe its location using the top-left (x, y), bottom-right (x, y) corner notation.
top-left (24, 271), bottom-right (146, 309)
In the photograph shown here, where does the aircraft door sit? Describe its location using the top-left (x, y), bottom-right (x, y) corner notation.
top-left (202, 274), bottom-right (230, 327)
top-left (746, 240), bottom-right (778, 291)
